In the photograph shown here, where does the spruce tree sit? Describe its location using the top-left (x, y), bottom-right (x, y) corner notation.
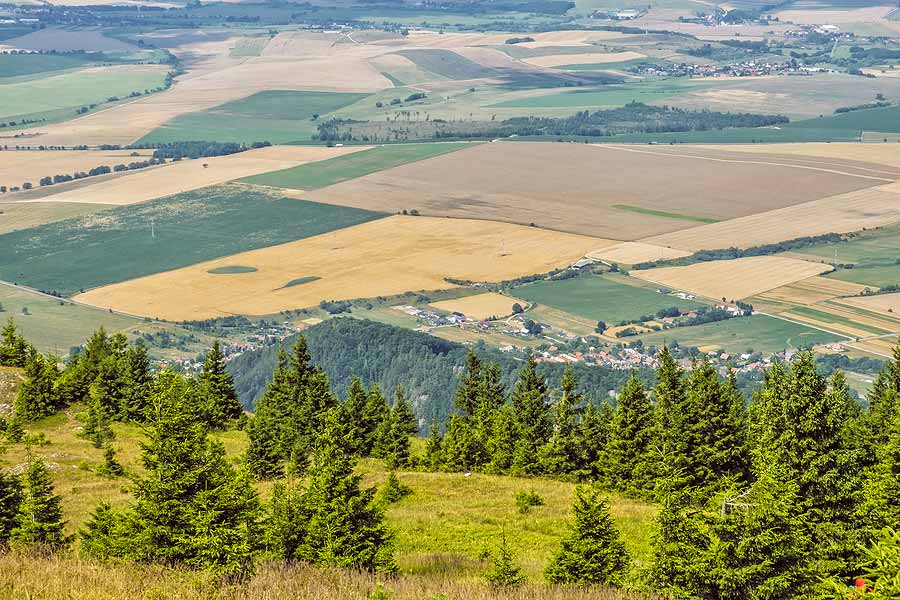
top-left (83, 371), bottom-right (262, 577)
top-left (511, 356), bottom-right (551, 475)
top-left (539, 366), bottom-right (583, 477)
top-left (120, 343), bottom-right (152, 421)
top-left (423, 419), bottom-right (443, 470)
top-left (474, 361), bottom-right (506, 446)
top-left (545, 485), bottom-right (630, 585)
top-left (198, 341), bottom-right (243, 429)
top-left (654, 345), bottom-right (685, 446)
top-left (0, 470), bottom-right (22, 544)
top-left (485, 532), bottom-right (526, 588)
top-left (88, 355), bottom-right (126, 421)
top-left (384, 386), bottom-right (417, 468)
top-left (342, 377), bottom-right (369, 453)
top-left (0, 318), bottom-right (33, 368)
top-left (442, 414), bottom-right (487, 471)
top-left (455, 351), bottom-right (482, 417)
top-left (576, 400), bottom-right (613, 481)
top-left (863, 407), bottom-right (900, 532)
top-left (82, 393), bottom-right (115, 449)
top-left (369, 385), bottom-right (393, 459)
top-left (10, 457), bottom-right (67, 549)
top-left (14, 353), bottom-right (61, 421)
top-left (603, 373), bottom-right (656, 495)
top-left (274, 408), bottom-right (395, 572)
top-left (486, 405), bottom-right (518, 473)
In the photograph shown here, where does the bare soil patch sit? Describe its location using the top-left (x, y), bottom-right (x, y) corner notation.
top-left (305, 142), bottom-right (888, 241)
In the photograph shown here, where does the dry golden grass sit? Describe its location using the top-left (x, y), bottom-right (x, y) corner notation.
top-left (0, 553), bottom-right (650, 600)
top-left (429, 292), bottom-right (523, 320)
top-left (0, 201), bottom-right (109, 234)
top-left (307, 142), bottom-right (883, 241)
top-left (775, 6), bottom-right (896, 24)
top-left (523, 52), bottom-right (645, 68)
top-left (75, 216), bottom-right (610, 320)
top-left (645, 184), bottom-right (900, 252)
top-left (0, 149), bottom-right (154, 191)
top-left (841, 292), bottom-right (900, 315)
top-left (587, 242), bottom-right (691, 265)
top-left (754, 276), bottom-right (869, 306)
top-left (35, 146), bottom-right (368, 206)
top-left (631, 256), bottom-right (831, 301)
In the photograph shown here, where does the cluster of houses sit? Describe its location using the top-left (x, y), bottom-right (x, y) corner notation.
top-left (391, 304), bottom-right (466, 328)
top-left (629, 59), bottom-right (812, 78)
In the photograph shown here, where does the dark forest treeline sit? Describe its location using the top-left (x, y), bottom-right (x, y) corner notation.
top-left (227, 318), bottom-right (649, 425)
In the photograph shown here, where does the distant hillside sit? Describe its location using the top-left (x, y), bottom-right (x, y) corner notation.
top-left (227, 317), bottom-right (647, 427)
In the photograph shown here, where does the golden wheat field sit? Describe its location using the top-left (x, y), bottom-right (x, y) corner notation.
top-left (754, 276), bottom-right (870, 306)
top-left (631, 256), bottom-right (832, 301)
top-left (0, 201), bottom-right (108, 234)
top-left (33, 146), bottom-right (368, 206)
top-left (694, 143), bottom-right (900, 170)
top-left (839, 293), bottom-right (900, 316)
top-left (0, 149), bottom-right (155, 192)
top-left (586, 242), bottom-right (692, 265)
top-left (429, 292), bottom-right (523, 320)
top-left (75, 216), bottom-right (614, 320)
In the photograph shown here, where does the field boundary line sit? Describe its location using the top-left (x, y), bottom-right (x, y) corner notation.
top-left (0, 279), bottom-right (150, 322)
top-left (594, 144), bottom-right (897, 183)
top-left (756, 311), bottom-right (854, 341)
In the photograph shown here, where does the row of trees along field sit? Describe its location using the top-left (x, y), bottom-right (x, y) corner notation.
top-left (1, 317), bottom-right (900, 597)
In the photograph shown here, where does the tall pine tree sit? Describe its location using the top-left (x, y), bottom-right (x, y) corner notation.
top-left (198, 341), bottom-right (243, 429)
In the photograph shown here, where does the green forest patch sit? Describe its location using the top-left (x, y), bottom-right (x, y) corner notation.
top-left (241, 142), bottom-right (474, 190)
top-left (0, 185), bottom-right (385, 297)
top-left (207, 265), bottom-right (259, 275)
top-left (283, 276), bottom-right (321, 288)
top-left (512, 274), bottom-right (706, 324)
top-left (613, 204), bottom-right (719, 223)
top-left (138, 90), bottom-right (370, 145)
top-left (636, 314), bottom-right (845, 354)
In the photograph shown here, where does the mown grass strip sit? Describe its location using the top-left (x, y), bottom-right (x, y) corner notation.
top-left (612, 204), bottom-right (719, 224)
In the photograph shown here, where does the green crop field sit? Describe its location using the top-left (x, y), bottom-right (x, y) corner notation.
top-left (786, 104), bottom-right (900, 133)
top-left (0, 286), bottom-right (140, 354)
top-left (489, 80), bottom-right (710, 109)
top-left (512, 274), bottom-right (706, 325)
top-left (241, 142), bottom-right (474, 190)
top-left (787, 226), bottom-right (900, 288)
top-left (637, 314), bottom-right (846, 354)
top-left (395, 49), bottom-right (493, 80)
top-left (786, 306), bottom-right (892, 335)
top-left (0, 52), bottom-right (99, 78)
top-left (0, 65), bottom-right (169, 122)
top-left (559, 59), bottom-right (661, 71)
top-left (613, 204), bottom-right (719, 223)
top-left (0, 185), bottom-right (385, 297)
top-left (138, 90), bottom-right (370, 145)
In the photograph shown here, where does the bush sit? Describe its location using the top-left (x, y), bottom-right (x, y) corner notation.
top-left (515, 490), bottom-right (545, 514)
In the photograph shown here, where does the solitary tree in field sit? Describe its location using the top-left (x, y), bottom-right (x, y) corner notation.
top-left (545, 485), bottom-right (630, 586)
top-left (485, 531), bottom-right (526, 588)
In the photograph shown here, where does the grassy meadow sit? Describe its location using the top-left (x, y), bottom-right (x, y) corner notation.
top-left (0, 64), bottom-right (169, 123)
top-left (139, 90), bottom-right (370, 145)
top-left (0, 185), bottom-right (385, 297)
top-left (0, 403), bottom-right (657, 597)
top-left (241, 142), bottom-right (474, 190)
top-left (513, 274), bottom-right (706, 325)
top-left (0, 286), bottom-right (139, 355)
top-left (0, 52), bottom-right (101, 79)
top-left (636, 314), bottom-right (846, 354)
top-left (787, 226), bottom-right (900, 289)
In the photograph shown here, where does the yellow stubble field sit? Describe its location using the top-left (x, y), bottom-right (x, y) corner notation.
top-left (631, 256), bottom-right (832, 301)
top-left (75, 216), bottom-right (615, 320)
top-left (429, 292), bottom-right (524, 320)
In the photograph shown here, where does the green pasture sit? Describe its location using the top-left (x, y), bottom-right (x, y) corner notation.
top-left (512, 274), bottom-right (706, 325)
top-left (241, 142), bottom-right (475, 190)
top-left (786, 306), bottom-right (892, 335)
top-left (489, 80), bottom-right (712, 109)
top-left (637, 314), bottom-right (846, 354)
top-left (0, 185), bottom-right (385, 297)
top-left (138, 90), bottom-right (369, 145)
top-left (0, 53), bottom-right (99, 78)
top-left (0, 64), bottom-right (168, 122)
top-left (787, 226), bottom-right (900, 288)
top-left (0, 286), bottom-right (139, 355)
top-left (786, 104), bottom-right (900, 133)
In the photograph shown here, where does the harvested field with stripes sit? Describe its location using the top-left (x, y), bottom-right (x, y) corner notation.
top-left (753, 276), bottom-right (870, 306)
top-left (631, 256), bottom-right (832, 301)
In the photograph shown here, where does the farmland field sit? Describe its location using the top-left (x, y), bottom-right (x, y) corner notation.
top-left (489, 80), bottom-right (711, 108)
top-left (139, 90), bottom-right (370, 145)
top-left (0, 201), bottom-right (107, 234)
top-left (631, 256), bottom-right (832, 301)
top-left (636, 314), bottom-right (846, 354)
top-left (33, 145), bottom-right (368, 206)
top-left (0, 64), bottom-right (169, 123)
top-left (512, 274), bottom-right (706, 324)
top-left (0, 185), bottom-right (385, 297)
top-left (787, 104), bottom-right (900, 133)
top-left (587, 242), bottom-right (692, 265)
top-left (73, 216), bottom-right (609, 320)
top-left (393, 49), bottom-right (494, 80)
top-left (0, 148), bottom-right (155, 192)
top-left (429, 292), bottom-right (522, 320)
top-left (0, 285), bottom-right (140, 354)
top-left (241, 143), bottom-right (474, 191)
top-left (0, 52), bottom-right (102, 78)
top-left (306, 142), bottom-right (890, 240)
